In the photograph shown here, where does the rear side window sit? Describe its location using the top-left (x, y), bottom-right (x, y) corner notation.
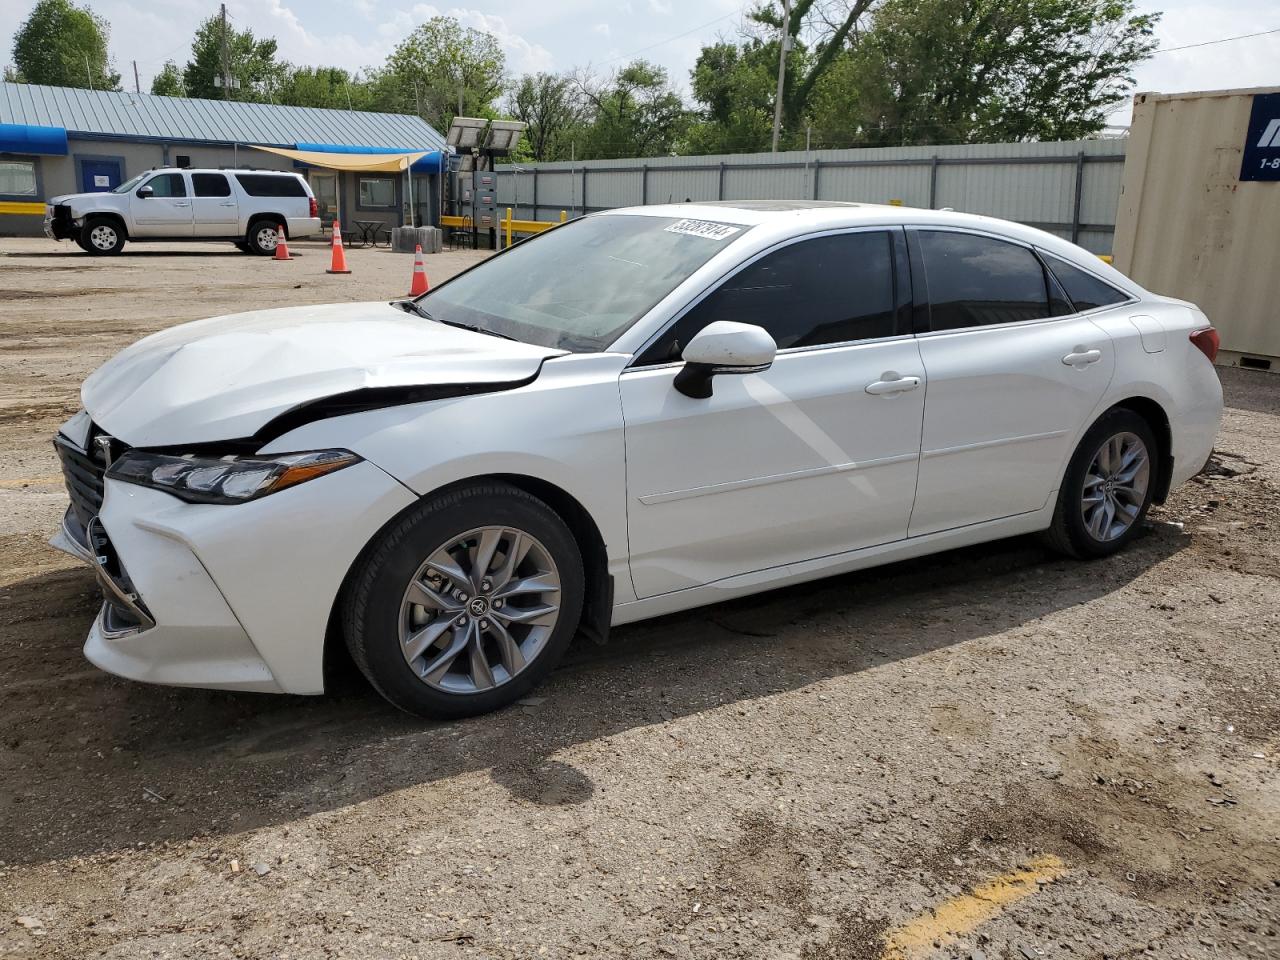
top-left (638, 231), bottom-right (898, 363)
top-left (919, 231), bottom-right (1051, 330)
top-left (234, 174), bottom-right (306, 197)
top-left (192, 173), bottom-right (231, 197)
top-left (144, 173), bottom-right (186, 198)
top-left (1043, 253), bottom-right (1130, 312)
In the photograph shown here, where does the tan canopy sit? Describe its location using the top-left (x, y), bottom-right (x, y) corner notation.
top-left (249, 145), bottom-right (428, 172)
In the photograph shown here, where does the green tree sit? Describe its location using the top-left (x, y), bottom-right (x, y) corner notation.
top-left (812, 0), bottom-right (1159, 146)
top-left (577, 61), bottom-right (688, 160)
top-left (182, 14), bottom-right (282, 101)
top-left (371, 17), bottom-right (505, 133)
top-left (276, 66), bottom-right (374, 110)
top-left (686, 40), bottom-right (791, 154)
top-left (507, 72), bottom-right (585, 161)
top-left (9, 0), bottom-right (120, 90)
top-left (150, 60), bottom-right (185, 97)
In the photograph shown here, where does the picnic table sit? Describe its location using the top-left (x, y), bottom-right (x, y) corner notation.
top-left (351, 219), bottom-right (388, 248)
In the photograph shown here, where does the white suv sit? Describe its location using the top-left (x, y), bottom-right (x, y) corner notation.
top-left (45, 168), bottom-right (322, 256)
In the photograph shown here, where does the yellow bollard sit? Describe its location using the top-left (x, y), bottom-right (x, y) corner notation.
top-left (505, 208), bottom-right (513, 249)
top-left (560, 210), bottom-right (567, 223)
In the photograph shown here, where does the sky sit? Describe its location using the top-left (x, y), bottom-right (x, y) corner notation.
top-left (1, 0), bottom-right (1277, 130)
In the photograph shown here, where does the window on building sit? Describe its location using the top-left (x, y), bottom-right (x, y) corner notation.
top-left (234, 173), bottom-right (307, 197)
top-left (1042, 253), bottom-right (1130, 313)
top-left (143, 173), bottom-right (187, 198)
top-left (918, 230), bottom-right (1052, 330)
top-left (638, 231), bottom-right (899, 364)
top-left (358, 176), bottom-right (396, 208)
top-left (192, 173), bottom-right (232, 197)
top-left (0, 159), bottom-right (38, 197)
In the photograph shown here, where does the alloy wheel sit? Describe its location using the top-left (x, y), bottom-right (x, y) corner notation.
top-left (1080, 431), bottom-right (1150, 542)
top-left (398, 525), bottom-right (562, 694)
top-left (256, 225), bottom-right (279, 250)
top-left (90, 225), bottom-right (117, 251)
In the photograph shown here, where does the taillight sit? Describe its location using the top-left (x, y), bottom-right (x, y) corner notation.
top-left (309, 196), bottom-right (318, 218)
top-left (1190, 327), bottom-right (1219, 363)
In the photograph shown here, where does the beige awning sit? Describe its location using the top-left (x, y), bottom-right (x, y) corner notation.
top-left (249, 145), bottom-right (428, 172)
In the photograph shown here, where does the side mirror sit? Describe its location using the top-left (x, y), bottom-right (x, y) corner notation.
top-left (136, 185), bottom-right (153, 198)
top-left (673, 321), bottom-right (777, 399)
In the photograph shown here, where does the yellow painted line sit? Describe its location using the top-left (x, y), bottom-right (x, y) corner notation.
top-left (1098, 254), bottom-right (1113, 264)
top-left (0, 474), bottom-right (63, 489)
top-left (881, 855), bottom-right (1066, 959)
top-left (0, 200), bottom-right (45, 216)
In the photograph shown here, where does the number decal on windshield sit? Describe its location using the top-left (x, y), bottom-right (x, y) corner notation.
top-left (664, 219), bottom-right (741, 241)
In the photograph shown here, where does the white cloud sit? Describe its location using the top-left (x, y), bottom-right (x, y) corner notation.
top-left (647, 0), bottom-right (673, 14)
top-left (446, 8), bottom-right (555, 74)
top-left (593, 23), bottom-right (611, 38)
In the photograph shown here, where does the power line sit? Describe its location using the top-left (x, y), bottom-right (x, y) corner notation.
top-left (594, 8), bottom-right (745, 68)
top-left (1153, 26), bottom-right (1280, 55)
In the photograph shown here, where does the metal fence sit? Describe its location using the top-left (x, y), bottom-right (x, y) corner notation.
top-left (495, 139), bottom-right (1128, 254)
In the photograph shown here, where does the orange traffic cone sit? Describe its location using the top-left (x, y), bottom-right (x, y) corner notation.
top-left (326, 220), bottom-right (351, 275)
top-left (408, 244), bottom-right (429, 296)
top-left (272, 223), bottom-right (292, 261)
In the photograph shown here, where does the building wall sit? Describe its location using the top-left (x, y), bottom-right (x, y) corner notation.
top-left (495, 139), bottom-right (1128, 255)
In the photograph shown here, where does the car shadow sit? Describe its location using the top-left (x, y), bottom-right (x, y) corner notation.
top-left (0, 523), bottom-right (1186, 865)
top-left (2, 249), bottom-right (245, 259)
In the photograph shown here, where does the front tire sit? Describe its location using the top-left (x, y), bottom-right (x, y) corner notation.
top-left (82, 217), bottom-right (125, 255)
top-left (1043, 408), bottom-right (1157, 559)
top-left (342, 483), bottom-right (584, 718)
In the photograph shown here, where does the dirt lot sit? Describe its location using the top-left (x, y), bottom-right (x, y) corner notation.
top-left (0, 236), bottom-right (1277, 960)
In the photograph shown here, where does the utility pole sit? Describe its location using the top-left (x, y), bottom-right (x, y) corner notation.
top-left (84, 53), bottom-right (93, 91)
top-left (771, 0), bottom-right (792, 153)
top-left (132, 60), bottom-right (140, 94)
top-left (220, 3), bottom-right (232, 100)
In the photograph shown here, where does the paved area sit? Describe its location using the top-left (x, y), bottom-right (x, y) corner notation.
top-left (0, 237), bottom-right (1276, 959)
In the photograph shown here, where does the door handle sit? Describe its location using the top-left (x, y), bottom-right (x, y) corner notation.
top-left (173, 201), bottom-right (190, 207)
top-left (1062, 348), bottom-right (1102, 367)
top-left (219, 201), bottom-right (236, 207)
top-left (865, 374), bottom-right (921, 396)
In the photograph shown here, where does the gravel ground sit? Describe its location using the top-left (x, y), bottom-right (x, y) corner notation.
top-left (0, 237), bottom-right (1276, 960)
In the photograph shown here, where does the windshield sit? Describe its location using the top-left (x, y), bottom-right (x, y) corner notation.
top-left (110, 173), bottom-right (149, 194)
top-left (415, 214), bottom-right (749, 352)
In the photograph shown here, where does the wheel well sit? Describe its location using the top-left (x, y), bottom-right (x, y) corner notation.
top-left (1109, 397), bottom-right (1173, 504)
top-left (247, 214), bottom-right (286, 237)
top-left (322, 473), bottom-right (614, 692)
top-left (84, 212), bottom-right (128, 238)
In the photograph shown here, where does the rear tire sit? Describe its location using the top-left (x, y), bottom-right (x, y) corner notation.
top-left (1043, 408), bottom-right (1158, 559)
top-left (246, 219), bottom-right (281, 256)
top-left (342, 483), bottom-right (584, 719)
top-left (82, 217), bottom-right (125, 255)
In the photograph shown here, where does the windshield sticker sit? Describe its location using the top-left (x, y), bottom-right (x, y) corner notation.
top-left (665, 218), bottom-right (741, 241)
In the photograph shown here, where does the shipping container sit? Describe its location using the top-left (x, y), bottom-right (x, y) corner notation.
top-left (1113, 86), bottom-right (1280, 369)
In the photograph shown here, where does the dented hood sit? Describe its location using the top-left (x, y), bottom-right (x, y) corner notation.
top-left (83, 301), bottom-right (564, 447)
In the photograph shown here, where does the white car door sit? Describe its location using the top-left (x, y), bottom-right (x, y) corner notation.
top-left (907, 228), bottom-right (1116, 537)
top-left (129, 172), bottom-right (193, 237)
top-left (620, 228), bottom-right (926, 599)
top-left (189, 172), bottom-right (238, 237)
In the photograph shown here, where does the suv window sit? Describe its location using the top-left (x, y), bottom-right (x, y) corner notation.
top-left (637, 231), bottom-right (898, 364)
top-left (919, 230), bottom-right (1051, 330)
top-left (192, 173), bottom-right (231, 197)
top-left (144, 173), bottom-right (187, 198)
top-left (1042, 253), bottom-right (1129, 312)
top-left (234, 174), bottom-right (306, 197)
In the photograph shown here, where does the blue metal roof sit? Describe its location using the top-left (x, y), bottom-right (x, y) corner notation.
top-left (0, 82), bottom-right (445, 152)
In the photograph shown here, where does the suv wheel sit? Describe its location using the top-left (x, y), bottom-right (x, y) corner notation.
top-left (82, 217), bottom-right (125, 255)
top-left (1043, 408), bottom-right (1158, 559)
top-left (343, 483), bottom-right (584, 718)
top-left (246, 220), bottom-right (281, 256)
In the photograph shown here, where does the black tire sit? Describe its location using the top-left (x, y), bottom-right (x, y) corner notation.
top-left (342, 483), bottom-right (585, 718)
top-left (245, 219), bottom-right (282, 255)
top-left (74, 235), bottom-right (92, 253)
top-left (1043, 408), bottom-right (1158, 559)
top-left (81, 216), bottom-right (126, 255)
top-left (233, 240), bottom-right (251, 253)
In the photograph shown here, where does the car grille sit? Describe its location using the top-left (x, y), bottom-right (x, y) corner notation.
top-left (53, 427), bottom-right (119, 547)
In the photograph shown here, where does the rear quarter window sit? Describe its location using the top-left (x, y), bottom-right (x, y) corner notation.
top-left (1042, 253), bottom-right (1131, 312)
top-left (234, 174), bottom-right (307, 198)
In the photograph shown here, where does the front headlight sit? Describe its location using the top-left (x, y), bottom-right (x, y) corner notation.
top-left (106, 449), bottom-right (361, 504)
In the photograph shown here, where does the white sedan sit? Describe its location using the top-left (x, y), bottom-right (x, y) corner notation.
top-left (51, 202), bottom-right (1223, 717)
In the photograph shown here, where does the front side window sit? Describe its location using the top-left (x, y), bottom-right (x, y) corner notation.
top-left (638, 231), bottom-right (899, 365)
top-left (192, 173), bottom-right (231, 197)
top-left (0, 159), bottom-right (37, 197)
top-left (1043, 253), bottom-right (1130, 312)
top-left (143, 173), bottom-right (186, 198)
top-left (416, 214), bottom-right (748, 352)
top-left (919, 230), bottom-right (1051, 330)
top-left (358, 176), bottom-right (395, 208)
